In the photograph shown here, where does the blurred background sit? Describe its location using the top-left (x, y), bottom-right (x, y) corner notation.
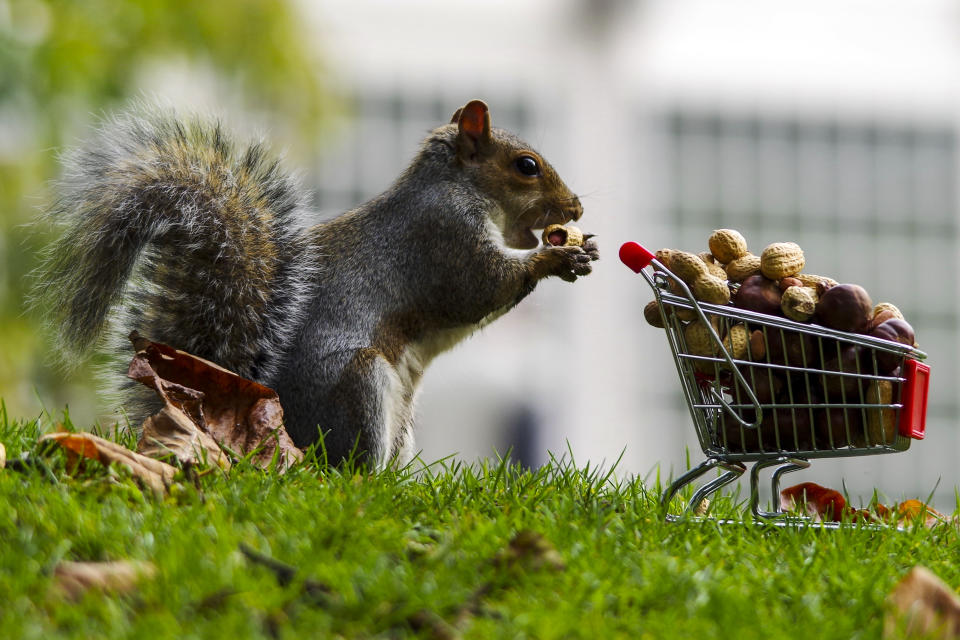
top-left (3, 0), bottom-right (960, 508)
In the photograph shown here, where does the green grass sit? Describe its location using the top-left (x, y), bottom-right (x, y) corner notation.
top-left (2, 405), bottom-right (959, 639)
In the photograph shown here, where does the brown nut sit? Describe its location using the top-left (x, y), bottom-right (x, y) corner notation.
top-left (691, 274), bottom-right (731, 305)
top-left (815, 283), bottom-right (873, 333)
top-left (868, 321), bottom-right (904, 374)
top-left (760, 242), bottom-right (805, 280)
top-left (542, 224), bottom-right (584, 247)
top-left (748, 329), bottom-right (766, 360)
top-left (708, 229), bottom-right (749, 264)
top-left (779, 277), bottom-right (803, 292)
top-left (724, 254), bottom-right (762, 283)
top-left (780, 286), bottom-right (818, 323)
top-left (644, 300), bottom-right (665, 328)
top-left (733, 274), bottom-right (783, 316)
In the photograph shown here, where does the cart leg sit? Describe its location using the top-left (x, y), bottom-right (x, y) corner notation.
top-left (749, 457), bottom-right (811, 520)
top-left (662, 458), bottom-right (746, 522)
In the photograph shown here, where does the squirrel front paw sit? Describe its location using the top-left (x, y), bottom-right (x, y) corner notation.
top-left (539, 243), bottom-right (596, 282)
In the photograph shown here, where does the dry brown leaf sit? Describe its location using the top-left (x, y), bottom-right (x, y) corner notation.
top-left (138, 405), bottom-right (231, 471)
top-left (780, 482), bottom-right (848, 522)
top-left (781, 483), bottom-right (952, 528)
top-left (885, 566), bottom-right (960, 638)
top-left (53, 560), bottom-right (156, 600)
top-left (41, 432), bottom-right (176, 495)
top-left (127, 332), bottom-right (302, 471)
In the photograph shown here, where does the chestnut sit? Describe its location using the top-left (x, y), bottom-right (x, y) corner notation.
top-left (822, 344), bottom-right (865, 399)
top-left (815, 407), bottom-right (865, 449)
top-left (734, 275), bottom-right (783, 316)
top-left (815, 283), bottom-right (873, 333)
top-left (880, 318), bottom-right (916, 347)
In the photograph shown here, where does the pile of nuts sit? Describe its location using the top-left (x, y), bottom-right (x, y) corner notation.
top-left (646, 229), bottom-right (918, 453)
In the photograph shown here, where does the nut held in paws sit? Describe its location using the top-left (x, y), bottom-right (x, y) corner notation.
top-left (542, 224), bottom-right (584, 247)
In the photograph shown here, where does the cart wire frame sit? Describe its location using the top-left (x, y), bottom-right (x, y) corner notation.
top-left (620, 241), bottom-right (931, 524)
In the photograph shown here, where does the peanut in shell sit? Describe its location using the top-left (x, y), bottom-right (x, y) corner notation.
top-left (795, 273), bottom-right (839, 293)
top-left (780, 286), bottom-right (818, 323)
top-left (708, 229), bottom-right (749, 264)
top-left (722, 324), bottom-right (749, 360)
top-left (684, 318), bottom-right (718, 358)
top-left (691, 274), bottom-right (731, 305)
top-left (760, 242), bottom-right (805, 280)
top-left (542, 224), bottom-right (584, 247)
top-left (873, 302), bottom-right (905, 322)
top-left (698, 252), bottom-right (728, 280)
top-left (644, 300), bottom-right (665, 328)
top-left (725, 253), bottom-right (761, 283)
top-left (865, 380), bottom-right (896, 445)
top-left (669, 250), bottom-right (709, 284)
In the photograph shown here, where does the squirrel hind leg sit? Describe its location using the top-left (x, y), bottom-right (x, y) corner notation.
top-left (276, 347), bottom-right (413, 470)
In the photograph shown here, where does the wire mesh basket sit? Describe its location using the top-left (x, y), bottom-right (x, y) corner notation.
top-left (620, 241), bottom-right (931, 523)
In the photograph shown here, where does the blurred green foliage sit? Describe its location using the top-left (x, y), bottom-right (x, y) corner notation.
top-left (0, 0), bottom-right (337, 423)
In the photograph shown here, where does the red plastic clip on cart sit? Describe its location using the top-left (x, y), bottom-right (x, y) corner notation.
top-left (620, 241), bottom-right (931, 524)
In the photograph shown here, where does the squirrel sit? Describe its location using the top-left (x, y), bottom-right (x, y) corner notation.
top-left (33, 99), bottom-right (598, 468)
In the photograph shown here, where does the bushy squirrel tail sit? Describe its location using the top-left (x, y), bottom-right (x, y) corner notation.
top-left (33, 104), bottom-right (317, 385)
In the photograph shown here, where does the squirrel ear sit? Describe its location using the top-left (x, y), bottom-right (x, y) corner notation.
top-left (454, 100), bottom-right (491, 163)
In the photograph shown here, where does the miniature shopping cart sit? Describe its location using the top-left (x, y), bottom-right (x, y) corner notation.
top-left (619, 241), bottom-right (931, 524)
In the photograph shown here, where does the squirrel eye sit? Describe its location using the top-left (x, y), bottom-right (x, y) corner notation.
top-left (515, 155), bottom-right (540, 177)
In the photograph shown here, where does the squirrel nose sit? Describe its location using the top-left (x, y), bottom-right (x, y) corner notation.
top-left (569, 195), bottom-right (583, 221)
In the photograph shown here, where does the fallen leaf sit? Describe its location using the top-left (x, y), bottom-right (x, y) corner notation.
top-left (138, 405), bottom-right (231, 471)
top-left (41, 432), bottom-right (176, 496)
top-left (494, 530), bottom-right (565, 572)
top-left (53, 560), bottom-right (156, 600)
top-left (885, 566), bottom-right (960, 638)
top-left (898, 500), bottom-right (950, 528)
top-left (128, 332), bottom-right (302, 471)
top-left (781, 482), bottom-right (953, 528)
top-left (780, 482), bottom-right (847, 521)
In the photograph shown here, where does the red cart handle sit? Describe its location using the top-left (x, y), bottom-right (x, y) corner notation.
top-left (619, 241), bottom-right (656, 273)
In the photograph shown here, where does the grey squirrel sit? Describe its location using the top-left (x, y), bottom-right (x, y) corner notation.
top-left (34, 99), bottom-right (598, 468)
